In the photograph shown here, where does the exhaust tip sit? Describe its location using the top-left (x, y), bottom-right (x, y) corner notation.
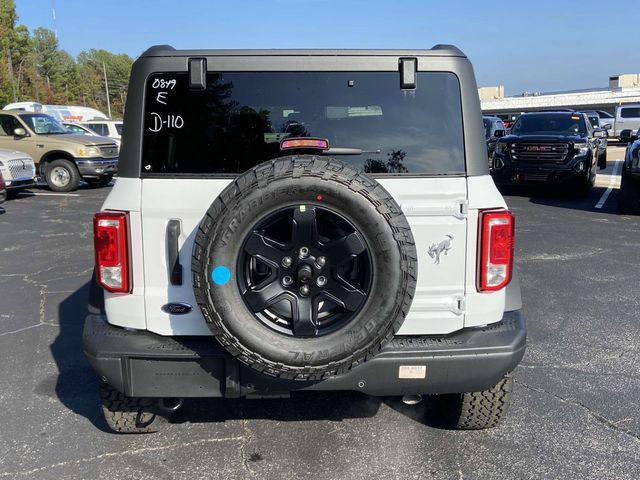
top-left (401, 394), bottom-right (422, 405)
top-left (158, 397), bottom-right (184, 413)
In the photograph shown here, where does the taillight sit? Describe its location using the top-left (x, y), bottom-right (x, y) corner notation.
top-left (0, 172), bottom-right (5, 190)
top-left (478, 209), bottom-right (515, 292)
top-left (93, 210), bottom-right (130, 293)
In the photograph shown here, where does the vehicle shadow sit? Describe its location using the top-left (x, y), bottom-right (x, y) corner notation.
top-left (498, 184), bottom-right (621, 215)
top-left (52, 282), bottom-right (423, 432)
top-left (52, 282), bottom-right (110, 432)
top-left (169, 393), bottom-right (445, 428)
top-left (170, 391), bottom-right (383, 425)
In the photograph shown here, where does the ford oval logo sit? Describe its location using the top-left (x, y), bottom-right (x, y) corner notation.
top-left (161, 303), bottom-right (193, 315)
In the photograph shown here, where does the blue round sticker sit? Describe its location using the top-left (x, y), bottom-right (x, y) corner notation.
top-left (211, 266), bottom-right (231, 285)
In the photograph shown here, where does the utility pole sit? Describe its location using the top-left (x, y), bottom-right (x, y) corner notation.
top-left (51, 0), bottom-right (58, 39)
top-left (102, 62), bottom-right (112, 119)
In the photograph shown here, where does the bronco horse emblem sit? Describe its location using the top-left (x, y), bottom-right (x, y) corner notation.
top-left (428, 234), bottom-right (454, 264)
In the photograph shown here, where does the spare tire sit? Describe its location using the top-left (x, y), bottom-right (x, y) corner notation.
top-left (192, 156), bottom-right (417, 380)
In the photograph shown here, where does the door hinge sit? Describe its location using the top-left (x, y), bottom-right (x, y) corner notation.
top-left (455, 200), bottom-right (469, 220)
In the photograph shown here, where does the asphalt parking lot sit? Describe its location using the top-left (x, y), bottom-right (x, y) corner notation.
top-left (0, 146), bottom-right (638, 480)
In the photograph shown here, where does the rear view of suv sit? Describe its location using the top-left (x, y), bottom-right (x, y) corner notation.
top-left (84, 45), bottom-right (526, 433)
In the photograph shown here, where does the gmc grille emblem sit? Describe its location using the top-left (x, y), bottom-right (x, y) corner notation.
top-left (524, 146), bottom-right (553, 152)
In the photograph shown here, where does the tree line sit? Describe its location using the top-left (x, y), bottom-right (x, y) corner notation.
top-left (0, 0), bottom-right (133, 118)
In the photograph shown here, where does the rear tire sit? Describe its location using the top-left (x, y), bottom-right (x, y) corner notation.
top-left (438, 376), bottom-right (513, 430)
top-left (45, 159), bottom-right (80, 192)
top-left (100, 383), bottom-right (161, 434)
top-left (619, 169), bottom-right (640, 214)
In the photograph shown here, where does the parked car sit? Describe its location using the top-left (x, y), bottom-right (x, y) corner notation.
top-left (491, 111), bottom-right (606, 196)
top-left (0, 171), bottom-right (5, 205)
top-left (84, 44), bottom-right (525, 434)
top-left (62, 122), bottom-right (100, 137)
top-left (81, 120), bottom-right (122, 146)
top-left (483, 116), bottom-right (506, 163)
top-left (0, 149), bottom-right (36, 196)
top-left (582, 111), bottom-right (608, 165)
top-left (0, 111), bottom-right (118, 191)
top-left (619, 129), bottom-right (640, 214)
top-left (592, 110), bottom-right (615, 131)
top-left (614, 104), bottom-right (640, 138)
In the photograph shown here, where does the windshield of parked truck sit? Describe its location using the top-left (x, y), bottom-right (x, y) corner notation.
top-left (20, 114), bottom-right (69, 135)
top-left (142, 71), bottom-right (466, 175)
top-left (511, 113), bottom-right (587, 136)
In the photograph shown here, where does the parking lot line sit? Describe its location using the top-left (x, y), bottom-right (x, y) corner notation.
top-left (595, 160), bottom-right (621, 209)
top-left (17, 192), bottom-right (81, 197)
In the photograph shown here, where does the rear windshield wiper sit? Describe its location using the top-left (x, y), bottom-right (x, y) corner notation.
top-left (322, 147), bottom-right (381, 155)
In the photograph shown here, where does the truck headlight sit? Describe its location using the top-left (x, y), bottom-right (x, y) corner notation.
top-left (574, 143), bottom-right (589, 155)
top-left (77, 146), bottom-right (101, 158)
top-left (495, 143), bottom-right (507, 154)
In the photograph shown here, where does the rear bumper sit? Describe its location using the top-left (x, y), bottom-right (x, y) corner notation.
top-left (75, 158), bottom-right (118, 177)
top-left (83, 311), bottom-right (526, 398)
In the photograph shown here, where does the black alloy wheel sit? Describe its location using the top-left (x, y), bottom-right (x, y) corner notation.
top-left (237, 204), bottom-right (372, 337)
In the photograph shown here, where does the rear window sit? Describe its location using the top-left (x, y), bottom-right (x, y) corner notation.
top-left (142, 71), bottom-right (465, 175)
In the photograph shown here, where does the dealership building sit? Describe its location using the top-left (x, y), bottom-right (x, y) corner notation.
top-left (480, 74), bottom-right (640, 116)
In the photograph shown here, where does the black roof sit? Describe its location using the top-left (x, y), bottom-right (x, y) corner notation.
top-left (140, 44), bottom-right (466, 58)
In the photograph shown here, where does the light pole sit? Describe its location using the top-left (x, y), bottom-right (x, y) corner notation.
top-left (102, 62), bottom-right (112, 119)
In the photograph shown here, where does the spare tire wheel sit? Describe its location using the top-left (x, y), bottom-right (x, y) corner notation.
top-left (192, 156), bottom-right (417, 380)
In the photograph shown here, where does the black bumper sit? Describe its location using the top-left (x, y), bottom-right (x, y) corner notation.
top-left (6, 179), bottom-right (36, 190)
top-left (492, 154), bottom-right (589, 184)
top-left (83, 311), bottom-right (526, 398)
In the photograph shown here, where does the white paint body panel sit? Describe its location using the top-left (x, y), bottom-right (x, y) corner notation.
top-left (100, 174), bottom-right (509, 336)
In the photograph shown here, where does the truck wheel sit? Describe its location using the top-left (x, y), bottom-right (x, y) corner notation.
top-left (192, 156), bottom-right (417, 380)
top-left (100, 383), bottom-right (161, 433)
top-left (571, 173), bottom-right (592, 198)
top-left (619, 170), bottom-right (640, 214)
top-left (45, 159), bottom-right (80, 192)
top-left (438, 376), bottom-right (513, 430)
top-left (598, 149), bottom-right (607, 170)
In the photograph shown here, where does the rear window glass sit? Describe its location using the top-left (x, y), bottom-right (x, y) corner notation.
top-left (142, 71), bottom-right (465, 175)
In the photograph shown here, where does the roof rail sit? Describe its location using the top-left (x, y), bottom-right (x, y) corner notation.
top-left (431, 44), bottom-right (465, 56)
top-left (140, 44), bottom-right (175, 57)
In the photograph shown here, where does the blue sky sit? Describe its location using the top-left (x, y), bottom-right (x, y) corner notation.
top-left (15, 0), bottom-right (640, 95)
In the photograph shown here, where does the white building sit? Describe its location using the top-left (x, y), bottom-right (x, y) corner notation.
top-left (480, 74), bottom-right (640, 115)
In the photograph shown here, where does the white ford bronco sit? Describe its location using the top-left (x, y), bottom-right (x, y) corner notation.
top-left (84, 45), bottom-right (526, 433)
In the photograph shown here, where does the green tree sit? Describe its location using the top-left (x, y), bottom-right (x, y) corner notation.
top-left (0, 0), bottom-right (133, 117)
top-left (77, 49), bottom-right (133, 117)
top-left (0, 0), bottom-right (19, 104)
